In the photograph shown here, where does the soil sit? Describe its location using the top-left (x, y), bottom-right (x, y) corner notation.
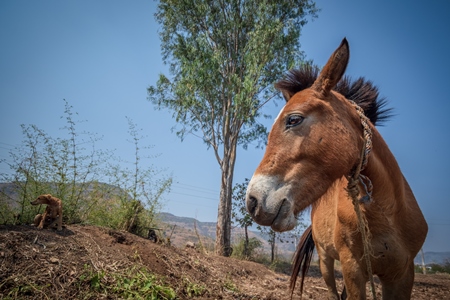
top-left (1, 225), bottom-right (449, 299)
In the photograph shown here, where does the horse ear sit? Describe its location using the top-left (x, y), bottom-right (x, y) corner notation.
top-left (312, 38), bottom-right (349, 97)
top-left (281, 90), bottom-right (295, 102)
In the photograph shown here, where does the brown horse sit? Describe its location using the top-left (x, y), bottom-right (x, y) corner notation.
top-left (245, 38), bottom-right (427, 299)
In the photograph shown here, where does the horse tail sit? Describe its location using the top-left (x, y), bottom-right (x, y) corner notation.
top-left (290, 225), bottom-right (315, 299)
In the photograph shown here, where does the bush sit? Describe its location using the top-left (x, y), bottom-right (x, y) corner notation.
top-left (428, 263), bottom-right (450, 274)
top-left (232, 236), bottom-right (262, 260)
top-left (0, 101), bottom-right (172, 235)
top-left (415, 262), bottom-right (450, 274)
top-left (249, 252), bottom-right (294, 275)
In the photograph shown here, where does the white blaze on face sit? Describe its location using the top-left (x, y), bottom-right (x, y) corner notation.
top-left (273, 105), bottom-right (285, 125)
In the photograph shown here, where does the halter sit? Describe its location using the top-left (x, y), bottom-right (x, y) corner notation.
top-left (346, 100), bottom-right (378, 300)
top-left (347, 100), bottom-right (373, 202)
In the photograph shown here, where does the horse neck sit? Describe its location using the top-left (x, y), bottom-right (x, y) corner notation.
top-left (362, 126), bottom-right (407, 215)
top-left (359, 124), bottom-right (428, 255)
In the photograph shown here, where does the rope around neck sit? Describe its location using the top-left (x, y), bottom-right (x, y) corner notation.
top-left (346, 100), bottom-right (378, 300)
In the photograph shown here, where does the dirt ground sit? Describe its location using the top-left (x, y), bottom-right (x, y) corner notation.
top-left (1, 225), bottom-right (449, 299)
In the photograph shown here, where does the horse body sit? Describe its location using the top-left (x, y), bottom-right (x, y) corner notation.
top-left (246, 39), bottom-right (427, 299)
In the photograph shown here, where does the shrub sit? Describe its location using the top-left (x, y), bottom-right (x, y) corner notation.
top-left (232, 236), bottom-right (262, 260)
top-left (0, 101), bottom-right (172, 234)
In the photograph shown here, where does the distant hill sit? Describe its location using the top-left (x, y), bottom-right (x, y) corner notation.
top-left (157, 212), bottom-right (298, 257)
top-left (415, 251), bottom-right (450, 265)
top-left (158, 212), bottom-right (217, 239)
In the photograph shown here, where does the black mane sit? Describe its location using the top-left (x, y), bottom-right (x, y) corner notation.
top-left (274, 65), bottom-right (393, 126)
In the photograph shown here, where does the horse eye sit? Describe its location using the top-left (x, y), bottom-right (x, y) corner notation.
top-left (286, 114), bottom-right (304, 129)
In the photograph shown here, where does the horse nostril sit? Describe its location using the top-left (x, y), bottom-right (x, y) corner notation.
top-left (247, 196), bottom-right (258, 216)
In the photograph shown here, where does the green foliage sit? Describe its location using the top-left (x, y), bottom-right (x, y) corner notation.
top-left (0, 100), bottom-right (107, 224)
top-left (253, 256), bottom-right (294, 275)
top-left (414, 264), bottom-right (423, 274)
top-left (104, 117), bottom-right (172, 235)
top-left (231, 178), bottom-right (257, 258)
top-left (79, 264), bottom-right (176, 299)
top-left (222, 274), bottom-right (239, 293)
top-left (149, 0), bottom-right (318, 255)
top-left (182, 277), bottom-right (206, 297)
top-left (2, 282), bottom-right (51, 299)
top-left (231, 178), bottom-right (253, 229)
top-left (232, 236), bottom-right (262, 260)
top-left (0, 195), bottom-right (15, 225)
top-left (256, 216), bottom-right (307, 263)
top-left (415, 262), bottom-right (450, 274)
top-left (149, 0), bottom-right (318, 151)
top-left (0, 101), bottom-right (172, 236)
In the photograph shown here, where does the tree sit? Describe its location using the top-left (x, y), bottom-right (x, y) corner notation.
top-left (232, 178), bottom-right (253, 257)
top-left (148, 0), bottom-right (318, 256)
top-left (257, 221), bottom-right (306, 263)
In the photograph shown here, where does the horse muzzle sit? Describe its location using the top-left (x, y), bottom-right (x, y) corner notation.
top-left (246, 175), bottom-right (297, 232)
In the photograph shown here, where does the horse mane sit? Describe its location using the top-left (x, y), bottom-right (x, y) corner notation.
top-left (275, 64), bottom-right (393, 126)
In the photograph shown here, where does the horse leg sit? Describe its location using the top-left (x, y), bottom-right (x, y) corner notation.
top-left (379, 261), bottom-right (414, 300)
top-left (317, 245), bottom-right (340, 300)
top-left (339, 250), bottom-right (367, 300)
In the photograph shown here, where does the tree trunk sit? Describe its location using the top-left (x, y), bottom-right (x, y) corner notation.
top-left (244, 225), bottom-right (249, 257)
top-left (215, 138), bottom-right (237, 257)
top-left (270, 231), bottom-right (276, 263)
top-left (271, 241), bottom-right (275, 263)
top-left (420, 248), bottom-right (427, 274)
top-left (215, 166), bottom-right (234, 256)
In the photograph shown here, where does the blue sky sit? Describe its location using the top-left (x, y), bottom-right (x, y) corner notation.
top-left (1, 1), bottom-right (449, 252)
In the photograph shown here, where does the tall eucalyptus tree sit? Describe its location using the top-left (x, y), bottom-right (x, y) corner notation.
top-left (148, 0), bottom-right (318, 256)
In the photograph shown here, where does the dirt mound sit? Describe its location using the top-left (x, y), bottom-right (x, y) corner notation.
top-left (1, 225), bottom-right (449, 299)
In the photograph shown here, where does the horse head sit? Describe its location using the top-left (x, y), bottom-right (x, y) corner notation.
top-left (246, 39), bottom-right (365, 232)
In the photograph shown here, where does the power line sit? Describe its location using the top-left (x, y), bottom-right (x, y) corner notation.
top-left (169, 181), bottom-right (221, 202)
top-left (173, 183), bottom-right (218, 193)
top-left (174, 182), bottom-right (219, 194)
top-left (0, 142), bottom-right (16, 148)
top-left (167, 198), bottom-right (217, 209)
top-left (169, 191), bottom-right (218, 201)
top-left (172, 185), bottom-right (218, 196)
